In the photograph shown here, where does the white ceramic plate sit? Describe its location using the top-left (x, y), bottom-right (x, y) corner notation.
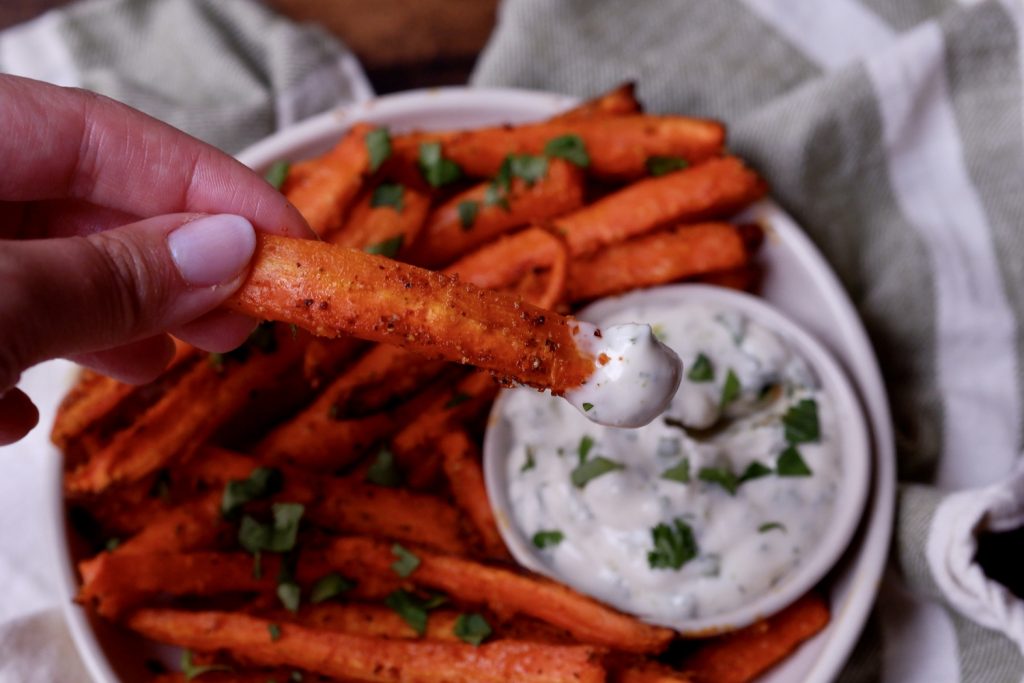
top-left (51, 87), bottom-right (896, 683)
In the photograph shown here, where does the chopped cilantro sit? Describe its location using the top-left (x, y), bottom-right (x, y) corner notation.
top-left (391, 543), bottom-right (421, 577)
top-left (759, 522), bottom-right (786, 533)
top-left (582, 402), bottom-right (594, 412)
top-left (444, 392), bottom-right (471, 409)
top-left (777, 445), bottom-right (812, 476)
top-left (371, 182), bottom-right (404, 211)
top-left (268, 623), bottom-right (282, 642)
top-left (277, 580), bottom-right (301, 613)
top-left (180, 650), bottom-right (230, 680)
top-left (660, 458), bottom-right (691, 484)
top-left (508, 153), bottom-right (549, 185)
top-left (418, 141), bottom-right (462, 187)
top-left (698, 466), bottom-right (739, 495)
top-left (720, 369), bottom-right (741, 407)
top-left (544, 134), bottom-right (590, 167)
top-left (364, 234), bottom-right (404, 258)
top-left (310, 572), bottom-right (355, 604)
top-left (365, 447), bottom-right (402, 487)
top-left (104, 538), bottom-right (121, 552)
top-left (520, 446), bottom-right (536, 472)
top-left (453, 613), bottom-right (492, 646)
top-left (647, 519), bottom-right (698, 570)
top-left (264, 160), bottom-right (290, 190)
top-left (782, 399), bottom-right (820, 443)
top-left (646, 156), bottom-right (689, 177)
top-left (571, 456), bottom-right (624, 488)
top-left (483, 182), bottom-right (510, 210)
top-left (221, 467), bottom-right (282, 518)
top-left (532, 530), bottom-right (564, 548)
top-left (238, 503), bottom-right (304, 554)
top-left (687, 353), bottom-right (714, 382)
top-left (365, 128), bottom-right (392, 173)
top-left (577, 435), bottom-right (595, 463)
top-left (457, 200), bottom-right (479, 230)
top-left (385, 589), bottom-right (444, 635)
top-left (738, 461), bottom-right (773, 484)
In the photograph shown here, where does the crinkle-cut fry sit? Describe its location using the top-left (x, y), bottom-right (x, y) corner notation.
top-left (445, 227), bottom-right (569, 309)
top-left (302, 337), bottom-right (366, 389)
top-left (393, 372), bottom-right (498, 489)
top-left (566, 223), bottom-right (754, 302)
top-left (284, 603), bottom-right (464, 642)
top-left (554, 82), bottom-right (642, 121)
top-left (64, 326), bottom-right (306, 496)
top-left (226, 234), bottom-right (596, 393)
top-left (281, 122), bottom-right (373, 238)
top-left (127, 609), bottom-right (607, 683)
top-left (392, 115), bottom-right (724, 181)
top-left (556, 157), bottom-right (767, 258)
top-left (325, 537), bottom-right (674, 654)
top-left (439, 430), bottom-right (508, 560)
top-left (413, 159), bottom-right (584, 268)
top-left (680, 592), bottom-right (830, 683)
top-left (331, 181), bottom-right (432, 254)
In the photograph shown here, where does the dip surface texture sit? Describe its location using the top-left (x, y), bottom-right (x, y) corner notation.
top-left (503, 301), bottom-right (841, 623)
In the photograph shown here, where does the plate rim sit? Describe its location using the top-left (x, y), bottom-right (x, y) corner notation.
top-left (51, 85), bottom-right (897, 683)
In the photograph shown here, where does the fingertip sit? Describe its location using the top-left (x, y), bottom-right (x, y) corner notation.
top-left (173, 309), bottom-right (258, 353)
top-left (0, 388), bottom-right (40, 446)
top-left (70, 335), bottom-right (177, 385)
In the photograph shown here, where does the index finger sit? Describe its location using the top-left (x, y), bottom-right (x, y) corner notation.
top-left (0, 75), bottom-right (313, 239)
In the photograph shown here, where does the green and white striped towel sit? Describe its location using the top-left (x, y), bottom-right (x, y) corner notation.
top-left (474, 0), bottom-right (1024, 680)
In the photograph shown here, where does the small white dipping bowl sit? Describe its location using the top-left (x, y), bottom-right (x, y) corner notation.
top-left (483, 283), bottom-right (871, 635)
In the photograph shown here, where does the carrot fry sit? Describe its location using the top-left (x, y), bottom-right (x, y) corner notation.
top-left (325, 537), bottom-right (674, 654)
top-left (680, 592), bottom-right (830, 683)
top-left (113, 491), bottom-right (225, 555)
top-left (226, 234), bottom-right (595, 393)
top-left (613, 661), bottom-right (694, 683)
top-left (567, 223), bottom-right (752, 302)
top-left (302, 337), bottom-right (366, 388)
top-left (128, 608), bottom-right (607, 683)
top-left (153, 672), bottom-right (323, 683)
top-left (693, 265), bottom-right (762, 293)
top-left (554, 83), bottom-right (642, 121)
top-left (556, 157), bottom-right (765, 257)
top-left (287, 602), bottom-right (463, 642)
top-left (393, 115), bottom-right (724, 181)
top-left (413, 159), bottom-right (584, 268)
top-left (282, 123), bottom-right (373, 238)
top-left (439, 430), bottom-right (508, 560)
top-left (331, 181), bottom-right (432, 254)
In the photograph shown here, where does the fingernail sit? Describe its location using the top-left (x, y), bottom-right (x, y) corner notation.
top-left (168, 214), bottom-right (256, 287)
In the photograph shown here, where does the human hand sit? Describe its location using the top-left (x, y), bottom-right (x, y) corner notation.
top-left (0, 75), bottom-right (315, 445)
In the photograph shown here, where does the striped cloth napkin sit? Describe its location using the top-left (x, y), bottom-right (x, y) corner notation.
top-left (474, 0), bottom-right (1024, 680)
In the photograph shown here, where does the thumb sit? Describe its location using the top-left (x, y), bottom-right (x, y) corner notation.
top-left (0, 213), bottom-right (256, 393)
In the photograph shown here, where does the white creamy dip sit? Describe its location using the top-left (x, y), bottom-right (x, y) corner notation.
top-left (502, 301), bottom-right (841, 623)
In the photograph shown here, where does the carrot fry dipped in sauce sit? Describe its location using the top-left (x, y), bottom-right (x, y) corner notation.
top-left (226, 234), bottom-right (681, 427)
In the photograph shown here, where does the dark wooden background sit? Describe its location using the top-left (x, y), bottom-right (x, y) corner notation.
top-left (0, 0), bottom-right (500, 93)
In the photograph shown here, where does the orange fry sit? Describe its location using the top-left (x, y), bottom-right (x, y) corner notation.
top-left (130, 609), bottom-right (606, 683)
top-left (331, 181), bottom-right (432, 254)
top-left (414, 158), bottom-right (584, 268)
top-left (439, 430), bottom-right (508, 560)
top-left (555, 83), bottom-right (642, 120)
top-left (325, 537), bottom-right (674, 654)
top-left (289, 602), bottom-right (463, 642)
top-left (226, 235), bottom-right (595, 393)
top-left (556, 157), bottom-right (766, 257)
top-left (567, 223), bottom-right (754, 302)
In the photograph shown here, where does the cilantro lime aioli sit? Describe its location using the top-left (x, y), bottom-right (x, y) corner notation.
top-left (503, 301), bottom-right (841, 624)
top-left (564, 321), bottom-right (682, 428)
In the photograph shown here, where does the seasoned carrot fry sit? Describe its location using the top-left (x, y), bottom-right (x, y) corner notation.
top-left (325, 537), bottom-right (674, 654)
top-left (393, 115), bottom-right (724, 181)
top-left (556, 157), bottom-right (766, 257)
top-left (439, 430), bottom-right (508, 560)
top-left (226, 234), bottom-right (596, 393)
top-left (153, 673), bottom-right (321, 683)
top-left (288, 603), bottom-right (463, 642)
top-left (113, 491), bottom-right (224, 555)
top-left (555, 83), bottom-right (642, 120)
top-left (566, 223), bottom-right (753, 302)
top-left (680, 592), bottom-right (830, 683)
top-left (282, 122), bottom-right (373, 238)
top-left (128, 609), bottom-right (607, 683)
top-left (331, 181), bottom-right (432, 254)
top-left (413, 159), bottom-right (584, 268)
top-left (614, 661), bottom-right (694, 683)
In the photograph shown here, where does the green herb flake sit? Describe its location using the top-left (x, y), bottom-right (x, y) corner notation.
top-left (520, 446), bottom-right (536, 473)
top-left (180, 650), bottom-right (230, 680)
top-left (660, 458), bottom-right (691, 484)
top-left (532, 530), bottom-right (565, 549)
top-left (238, 502), bottom-right (304, 554)
top-left (738, 461), bottom-right (773, 484)
top-left (385, 589), bottom-right (443, 636)
top-left (444, 392), bottom-right (471, 409)
top-left (646, 156), bottom-right (689, 177)
top-left (759, 522), bottom-right (786, 533)
top-left (221, 467), bottom-right (283, 518)
top-left (582, 402), bottom-right (594, 412)
top-left (647, 519), bottom-right (698, 570)
top-left (252, 551), bottom-right (263, 579)
top-left (365, 128), bottom-right (392, 173)
top-left (508, 153), bottom-right (549, 186)
top-left (391, 543), bottom-right (421, 577)
top-left (543, 134), bottom-right (590, 167)
top-left (310, 572), bottom-right (355, 604)
top-left (268, 623), bottom-right (282, 642)
top-left (687, 353), bottom-right (714, 382)
top-left (698, 466), bottom-right (739, 495)
top-left (289, 323), bottom-right (298, 339)
top-left (264, 160), bottom-right (291, 190)
top-left (453, 613), bottom-right (493, 646)
top-left (290, 672), bottom-right (303, 682)
top-left (577, 435), bottom-right (596, 463)
top-left (208, 352), bottom-right (225, 372)
top-left (104, 538), bottom-right (121, 553)
top-left (777, 445), bottom-right (812, 477)
top-left (418, 141), bottom-right (462, 187)
top-left (364, 234), bottom-right (404, 258)
top-left (782, 399), bottom-right (820, 443)
top-left (720, 369), bottom-right (741, 407)
top-left (277, 580), bottom-right (301, 613)
top-left (457, 200), bottom-right (479, 230)
top-left (365, 447), bottom-right (402, 487)
top-left (370, 182), bottom-right (404, 211)
top-left (483, 183), bottom-right (510, 210)
top-left (571, 456), bottom-right (624, 489)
